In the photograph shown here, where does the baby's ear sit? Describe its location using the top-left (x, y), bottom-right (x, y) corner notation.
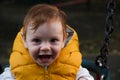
top-left (62, 42), bottom-right (65, 48)
top-left (62, 33), bottom-right (68, 48)
top-left (21, 32), bottom-right (28, 48)
top-left (66, 32), bottom-right (68, 39)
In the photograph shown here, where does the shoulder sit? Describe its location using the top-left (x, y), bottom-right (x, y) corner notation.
top-left (76, 66), bottom-right (94, 80)
top-left (0, 67), bottom-right (14, 80)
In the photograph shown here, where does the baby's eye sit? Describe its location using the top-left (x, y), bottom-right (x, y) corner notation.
top-left (32, 39), bottom-right (41, 43)
top-left (50, 38), bottom-right (58, 43)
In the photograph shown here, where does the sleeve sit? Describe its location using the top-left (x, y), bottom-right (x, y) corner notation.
top-left (76, 66), bottom-right (94, 80)
top-left (0, 67), bottom-right (15, 80)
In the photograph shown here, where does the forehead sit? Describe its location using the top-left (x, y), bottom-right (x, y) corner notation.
top-left (27, 19), bottom-right (63, 36)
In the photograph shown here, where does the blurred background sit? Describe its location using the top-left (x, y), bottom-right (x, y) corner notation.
top-left (0, 0), bottom-right (120, 79)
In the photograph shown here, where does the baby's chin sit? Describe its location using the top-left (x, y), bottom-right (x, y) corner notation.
top-left (38, 63), bottom-right (50, 67)
top-left (36, 60), bottom-right (54, 67)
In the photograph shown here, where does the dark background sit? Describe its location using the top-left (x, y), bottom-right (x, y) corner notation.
top-left (0, 0), bottom-right (120, 80)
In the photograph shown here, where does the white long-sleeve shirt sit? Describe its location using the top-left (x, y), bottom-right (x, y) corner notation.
top-left (0, 66), bottom-right (94, 80)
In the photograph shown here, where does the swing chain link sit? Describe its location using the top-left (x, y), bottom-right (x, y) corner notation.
top-left (95, 0), bottom-right (115, 80)
top-left (99, 0), bottom-right (115, 67)
top-left (96, 0), bottom-right (115, 68)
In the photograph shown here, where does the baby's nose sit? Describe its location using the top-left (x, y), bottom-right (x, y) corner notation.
top-left (40, 42), bottom-right (50, 51)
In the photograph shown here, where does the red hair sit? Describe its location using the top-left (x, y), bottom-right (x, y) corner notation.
top-left (23, 4), bottom-right (67, 40)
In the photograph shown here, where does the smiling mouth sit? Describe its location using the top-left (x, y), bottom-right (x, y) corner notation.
top-left (38, 55), bottom-right (52, 62)
top-left (38, 55), bottom-right (52, 59)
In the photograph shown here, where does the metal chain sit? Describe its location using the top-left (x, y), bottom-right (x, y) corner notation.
top-left (95, 0), bottom-right (115, 80)
top-left (96, 0), bottom-right (115, 68)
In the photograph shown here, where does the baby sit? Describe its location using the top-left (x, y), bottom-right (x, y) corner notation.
top-left (1, 4), bottom-right (94, 80)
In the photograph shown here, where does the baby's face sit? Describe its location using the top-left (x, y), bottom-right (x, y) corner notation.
top-left (23, 19), bottom-right (65, 67)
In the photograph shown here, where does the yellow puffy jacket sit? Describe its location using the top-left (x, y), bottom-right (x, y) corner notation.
top-left (10, 25), bottom-right (82, 80)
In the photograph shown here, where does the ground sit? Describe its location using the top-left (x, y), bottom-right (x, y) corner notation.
top-left (0, 1), bottom-right (120, 80)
